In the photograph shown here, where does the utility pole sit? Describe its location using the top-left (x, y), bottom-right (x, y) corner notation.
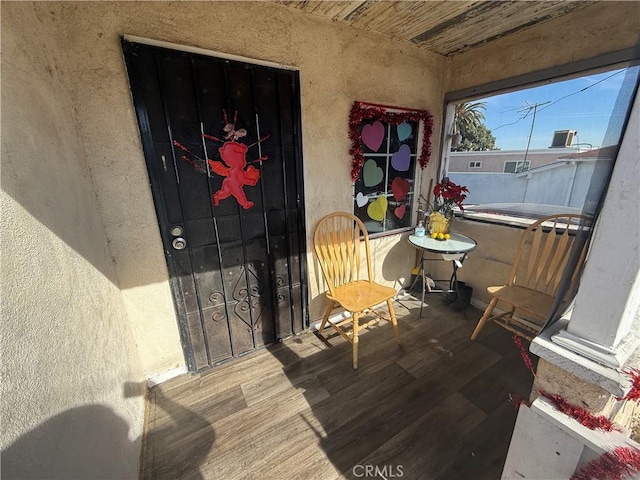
top-left (519, 101), bottom-right (551, 171)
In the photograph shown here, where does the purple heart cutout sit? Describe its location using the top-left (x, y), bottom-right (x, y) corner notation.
top-left (391, 144), bottom-right (411, 171)
top-left (361, 121), bottom-right (384, 152)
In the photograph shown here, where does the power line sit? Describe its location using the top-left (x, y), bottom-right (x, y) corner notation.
top-left (491, 100), bottom-right (549, 131)
top-left (537, 69), bottom-right (624, 114)
top-left (491, 116), bottom-right (527, 131)
top-left (490, 69), bottom-right (625, 131)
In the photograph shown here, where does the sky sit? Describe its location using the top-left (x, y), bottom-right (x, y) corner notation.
top-left (477, 65), bottom-right (639, 151)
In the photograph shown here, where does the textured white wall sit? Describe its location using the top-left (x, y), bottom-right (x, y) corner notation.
top-left (45, 1), bottom-right (446, 375)
top-left (1, 3), bottom-right (145, 479)
top-left (9, 1), bottom-right (637, 381)
top-left (447, 2), bottom-right (640, 93)
top-left (3, 8), bottom-right (639, 475)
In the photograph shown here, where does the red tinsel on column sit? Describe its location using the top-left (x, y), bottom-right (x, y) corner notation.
top-left (621, 368), bottom-right (640, 402)
top-left (348, 101), bottom-right (433, 182)
top-left (513, 333), bottom-right (536, 377)
top-left (510, 331), bottom-right (640, 479)
top-left (571, 446), bottom-right (640, 480)
top-left (539, 390), bottom-right (620, 432)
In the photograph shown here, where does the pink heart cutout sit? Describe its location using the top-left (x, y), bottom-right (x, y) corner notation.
top-left (361, 121), bottom-right (384, 151)
top-left (394, 204), bottom-right (406, 219)
top-left (391, 176), bottom-right (410, 202)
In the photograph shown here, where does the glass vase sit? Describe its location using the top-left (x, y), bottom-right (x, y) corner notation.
top-left (429, 211), bottom-right (453, 235)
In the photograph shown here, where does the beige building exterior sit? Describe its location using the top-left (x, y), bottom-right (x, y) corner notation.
top-left (450, 148), bottom-right (581, 173)
top-left (2, 2), bottom-right (638, 478)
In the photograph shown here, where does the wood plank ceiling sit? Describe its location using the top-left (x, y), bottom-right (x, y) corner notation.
top-left (273, 1), bottom-right (594, 56)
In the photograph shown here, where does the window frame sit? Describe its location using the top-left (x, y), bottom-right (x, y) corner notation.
top-left (441, 48), bottom-right (640, 227)
top-left (352, 115), bottom-right (425, 237)
top-left (503, 160), bottom-right (530, 173)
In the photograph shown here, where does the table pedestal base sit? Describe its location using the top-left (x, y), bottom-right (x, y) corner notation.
top-left (409, 254), bottom-right (470, 319)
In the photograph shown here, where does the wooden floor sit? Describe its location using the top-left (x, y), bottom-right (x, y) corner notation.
top-left (142, 295), bottom-right (536, 480)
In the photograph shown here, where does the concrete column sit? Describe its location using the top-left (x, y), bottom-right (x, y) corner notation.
top-left (551, 88), bottom-right (640, 368)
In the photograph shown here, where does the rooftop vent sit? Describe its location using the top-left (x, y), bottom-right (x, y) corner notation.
top-left (550, 130), bottom-right (577, 148)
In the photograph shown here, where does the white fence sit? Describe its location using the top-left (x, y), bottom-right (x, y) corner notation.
top-left (449, 159), bottom-right (612, 211)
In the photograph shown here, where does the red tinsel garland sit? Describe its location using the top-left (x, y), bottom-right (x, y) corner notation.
top-left (539, 390), bottom-right (620, 433)
top-left (509, 334), bottom-right (640, 479)
top-left (513, 333), bottom-right (536, 377)
top-left (348, 101), bottom-right (433, 182)
top-left (510, 393), bottom-right (527, 410)
top-left (511, 334), bottom-right (640, 405)
top-left (621, 368), bottom-right (640, 402)
top-left (571, 446), bottom-right (640, 480)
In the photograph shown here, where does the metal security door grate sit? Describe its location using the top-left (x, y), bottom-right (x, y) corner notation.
top-left (123, 40), bottom-right (308, 372)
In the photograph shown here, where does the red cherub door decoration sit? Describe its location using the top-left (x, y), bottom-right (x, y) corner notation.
top-left (209, 141), bottom-right (260, 209)
top-left (174, 110), bottom-right (269, 210)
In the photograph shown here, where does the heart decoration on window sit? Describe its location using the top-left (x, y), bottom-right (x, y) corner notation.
top-left (391, 177), bottom-right (410, 219)
top-left (391, 145), bottom-right (411, 172)
top-left (391, 177), bottom-right (410, 202)
top-left (349, 101), bottom-right (433, 182)
top-left (355, 192), bottom-right (369, 207)
top-left (361, 121), bottom-right (385, 152)
top-left (397, 122), bottom-right (412, 141)
top-left (362, 159), bottom-right (384, 187)
top-left (394, 204), bottom-right (406, 219)
top-left (367, 196), bottom-right (388, 222)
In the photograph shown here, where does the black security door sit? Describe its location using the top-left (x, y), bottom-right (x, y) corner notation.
top-left (122, 40), bottom-right (308, 372)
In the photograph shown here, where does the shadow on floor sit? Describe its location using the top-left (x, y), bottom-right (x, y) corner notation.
top-left (142, 295), bottom-right (536, 479)
top-left (2, 405), bottom-right (141, 479)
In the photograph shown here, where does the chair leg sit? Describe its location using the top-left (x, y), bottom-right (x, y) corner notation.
top-left (387, 299), bottom-right (400, 344)
top-left (318, 300), bottom-right (335, 334)
top-left (471, 297), bottom-right (499, 340)
top-left (352, 312), bottom-right (360, 369)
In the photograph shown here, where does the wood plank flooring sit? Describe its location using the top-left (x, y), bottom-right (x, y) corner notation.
top-left (142, 295), bottom-right (536, 480)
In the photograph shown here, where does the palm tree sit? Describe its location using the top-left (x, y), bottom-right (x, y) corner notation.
top-left (453, 101), bottom-right (487, 134)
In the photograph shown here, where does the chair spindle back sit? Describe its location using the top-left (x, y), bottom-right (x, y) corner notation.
top-left (510, 213), bottom-right (588, 297)
top-left (314, 213), bottom-right (372, 296)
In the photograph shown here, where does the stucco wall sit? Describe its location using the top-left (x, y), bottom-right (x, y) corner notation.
top-left (449, 150), bottom-right (580, 173)
top-left (40, 1), bottom-right (446, 376)
top-left (447, 1), bottom-right (640, 93)
top-left (2, 1), bottom-right (639, 476)
top-left (1, 3), bottom-right (145, 479)
top-left (5, 0), bottom-right (637, 383)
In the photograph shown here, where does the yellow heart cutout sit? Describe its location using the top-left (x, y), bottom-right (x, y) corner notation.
top-left (367, 196), bottom-right (388, 222)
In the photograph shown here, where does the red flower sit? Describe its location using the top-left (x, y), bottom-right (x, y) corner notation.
top-left (431, 180), bottom-right (468, 215)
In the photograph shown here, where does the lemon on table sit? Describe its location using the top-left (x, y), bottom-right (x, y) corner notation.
top-left (444, 233), bottom-right (451, 240)
top-left (431, 232), bottom-right (438, 239)
top-left (437, 232), bottom-right (444, 240)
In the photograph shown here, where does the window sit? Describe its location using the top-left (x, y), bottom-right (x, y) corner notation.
top-left (445, 60), bottom-right (640, 221)
top-left (350, 101), bottom-right (434, 235)
top-left (504, 161), bottom-right (530, 173)
top-left (469, 161), bottom-right (482, 169)
top-left (353, 119), bottom-right (417, 234)
top-left (442, 51), bottom-right (640, 368)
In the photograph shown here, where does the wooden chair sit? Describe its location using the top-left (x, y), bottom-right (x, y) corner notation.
top-left (471, 213), bottom-right (588, 341)
top-left (313, 212), bottom-right (400, 369)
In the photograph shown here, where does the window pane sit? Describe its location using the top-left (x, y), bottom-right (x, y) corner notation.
top-left (448, 64), bottom-right (640, 219)
top-left (353, 119), bottom-right (419, 234)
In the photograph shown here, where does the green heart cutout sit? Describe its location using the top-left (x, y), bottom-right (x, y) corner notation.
top-left (367, 196), bottom-right (388, 222)
top-left (363, 159), bottom-right (384, 187)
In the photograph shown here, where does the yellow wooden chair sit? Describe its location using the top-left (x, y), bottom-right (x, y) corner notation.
top-left (471, 213), bottom-right (588, 341)
top-left (313, 212), bottom-right (400, 369)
